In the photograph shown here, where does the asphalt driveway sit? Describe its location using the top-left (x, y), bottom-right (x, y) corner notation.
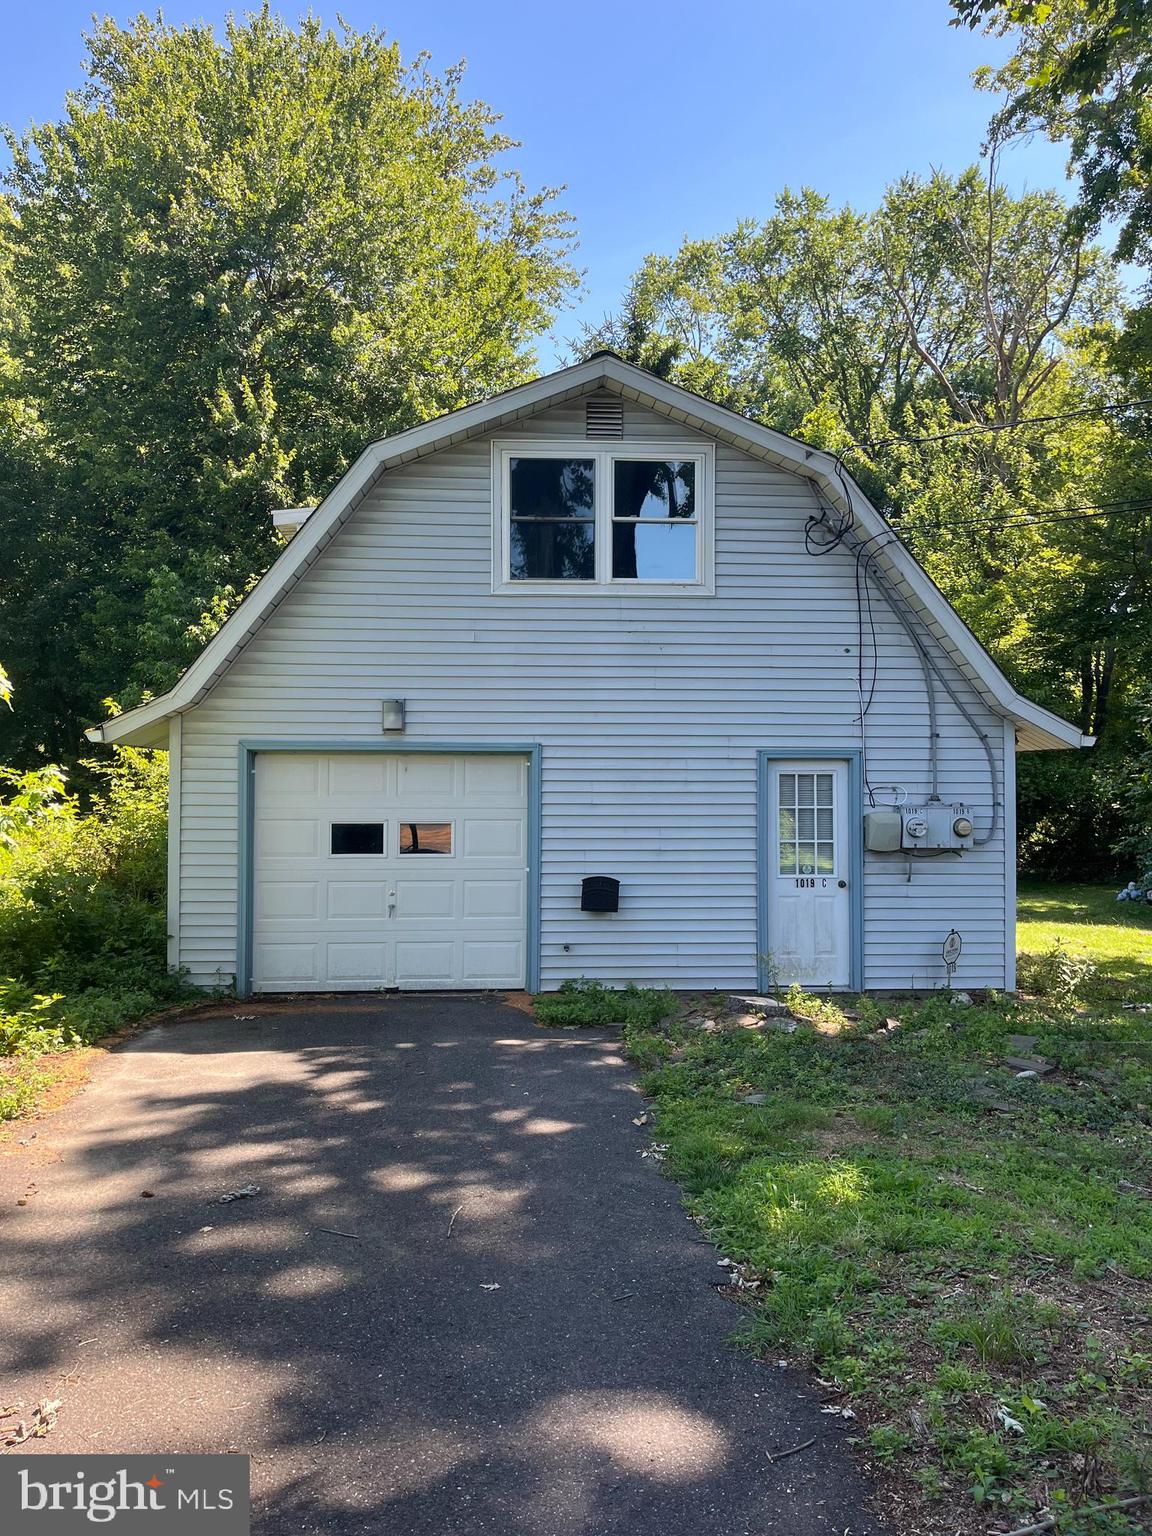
top-left (1, 996), bottom-right (882, 1534)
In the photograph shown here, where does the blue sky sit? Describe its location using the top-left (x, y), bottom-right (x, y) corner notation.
top-left (2, 1), bottom-right (1075, 365)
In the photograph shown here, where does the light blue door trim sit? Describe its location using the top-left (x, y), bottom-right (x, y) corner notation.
top-left (757, 749), bottom-right (864, 993)
top-left (236, 739), bottom-right (543, 999)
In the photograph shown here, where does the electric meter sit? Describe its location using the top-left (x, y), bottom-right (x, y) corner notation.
top-left (900, 802), bottom-right (977, 851)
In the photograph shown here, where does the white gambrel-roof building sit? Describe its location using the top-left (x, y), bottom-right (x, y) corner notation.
top-left (91, 356), bottom-right (1087, 997)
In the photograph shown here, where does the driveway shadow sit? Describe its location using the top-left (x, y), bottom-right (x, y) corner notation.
top-left (0, 995), bottom-right (882, 1534)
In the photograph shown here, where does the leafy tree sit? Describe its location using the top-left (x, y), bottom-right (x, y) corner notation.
top-left (952, 0), bottom-right (1152, 263)
top-left (586, 165), bottom-right (1152, 874)
top-left (0, 9), bottom-right (577, 763)
top-left (589, 167), bottom-right (1116, 440)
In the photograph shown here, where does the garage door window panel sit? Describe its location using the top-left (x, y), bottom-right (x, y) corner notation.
top-left (399, 822), bottom-right (454, 855)
top-left (331, 823), bottom-right (385, 856)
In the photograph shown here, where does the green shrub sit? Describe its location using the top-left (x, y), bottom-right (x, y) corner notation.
top-left (0, 748), bottom-right (192, 1066)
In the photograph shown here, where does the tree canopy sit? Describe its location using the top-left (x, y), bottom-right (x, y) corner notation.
top-left (585, 161), bottom-right (1151, 874)
top-left (952, 0), bottom-right (1152, 263)
top-left (0, 9), bottom-right (577, 762)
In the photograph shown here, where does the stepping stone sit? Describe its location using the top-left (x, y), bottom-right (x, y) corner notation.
top-left (1003, 1054), bottom-right (1055, 1075)
top-left (1006, 1034), bottom-right (1038, 1054)
top-left (969, 1084), bottom-right (1018, 1113)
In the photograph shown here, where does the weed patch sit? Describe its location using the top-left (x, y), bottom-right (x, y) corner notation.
top-left (532, 977), bottom-right (675, 1029)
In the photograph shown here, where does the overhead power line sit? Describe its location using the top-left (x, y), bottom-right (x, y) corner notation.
top-left (809, 498), bottom-right (1152, 549)
top-left (847, 396), bottom-right (1152, 453)
top-left (906, 499), bottom-right (1152, 535)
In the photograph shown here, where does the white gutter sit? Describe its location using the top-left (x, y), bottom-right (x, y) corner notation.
top-left (272, 507), bottom-right (316, 539)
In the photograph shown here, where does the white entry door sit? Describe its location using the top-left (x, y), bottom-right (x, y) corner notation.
top-left (252, 752), bottom-right (528, 992)
top-left (766, 760), bottom-right (852, 989)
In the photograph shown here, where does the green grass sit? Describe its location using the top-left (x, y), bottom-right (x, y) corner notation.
top-left (607, 884), bottom-right (1152, 1536)
top-left (1018, 881), bottom-right (1152, 1001)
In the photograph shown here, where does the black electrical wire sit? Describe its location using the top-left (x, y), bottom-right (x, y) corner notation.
top-left (814, 487), bottom-right (1152, 542)
top-left (898, 501), bottom-right (1152, 536)
top-left (851, 396), bottom-right (1152, 453)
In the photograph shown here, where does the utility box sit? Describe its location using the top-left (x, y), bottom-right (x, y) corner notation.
top-left (901, 802), bottom-right (975, 852)
top-left (863, 810), bottom-right (902, 852)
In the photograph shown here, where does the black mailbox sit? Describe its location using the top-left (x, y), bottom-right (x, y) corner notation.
top-left (581, 876), bottom-right (620, 913)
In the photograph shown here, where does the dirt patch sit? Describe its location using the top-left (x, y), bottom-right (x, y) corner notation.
top-left (500, 990), bottom-right (539, 1018)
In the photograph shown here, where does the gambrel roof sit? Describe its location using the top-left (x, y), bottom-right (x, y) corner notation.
top-left (87, 354), bottom-right (1087, 753)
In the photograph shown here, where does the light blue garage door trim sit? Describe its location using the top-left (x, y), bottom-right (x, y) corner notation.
top-left (236, 739), bottom-right (543, 999)
top-left (756, 749), bottom-right (864, 993)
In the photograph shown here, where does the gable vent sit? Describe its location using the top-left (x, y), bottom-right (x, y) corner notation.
top-left (585, 394), bottom-right (624, 438)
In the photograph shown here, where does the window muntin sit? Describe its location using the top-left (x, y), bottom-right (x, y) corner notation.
top-left (612, 459), bottom-right (697, 580)
top-left (399, 822), bottom-right (453, 855)
top-left (508, 457), bottom-right (596, 581)
top-left (497, 444), bottom-right (710, 590)
top-left (331, 823), bottom-right (385, 856)
top-left (777, 772), bottom-right (836, 876)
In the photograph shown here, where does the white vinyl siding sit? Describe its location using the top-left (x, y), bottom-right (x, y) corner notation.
top-left (176, 396), bottom-right (1009, 993)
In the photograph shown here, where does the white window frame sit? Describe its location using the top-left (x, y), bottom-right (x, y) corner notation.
top-left (491, 439), bottom-right (715, 594)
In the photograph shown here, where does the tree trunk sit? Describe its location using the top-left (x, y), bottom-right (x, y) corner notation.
top-left (1079, 652), bottom-right (1095, 737)
top-left (1092, 647), bottom-right (1117, 739)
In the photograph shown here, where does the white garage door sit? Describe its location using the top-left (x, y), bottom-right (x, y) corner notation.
top-left (252, 752), bottom-right (528, 992)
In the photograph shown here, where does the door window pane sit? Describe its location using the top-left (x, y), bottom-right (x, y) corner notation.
top-left (778, 771), bottom-right (837, 876)
top-left (399, 822), bottom-right (453, 855)
top-left (331, 823), bottom-right (384, 855)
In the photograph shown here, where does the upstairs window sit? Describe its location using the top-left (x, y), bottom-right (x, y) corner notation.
top-left (508, 457), bottom-right (596, 581)
top-left (494, 442), bottom-right (713, 591)
top-left (612, 459), bottom-right (697, 580)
